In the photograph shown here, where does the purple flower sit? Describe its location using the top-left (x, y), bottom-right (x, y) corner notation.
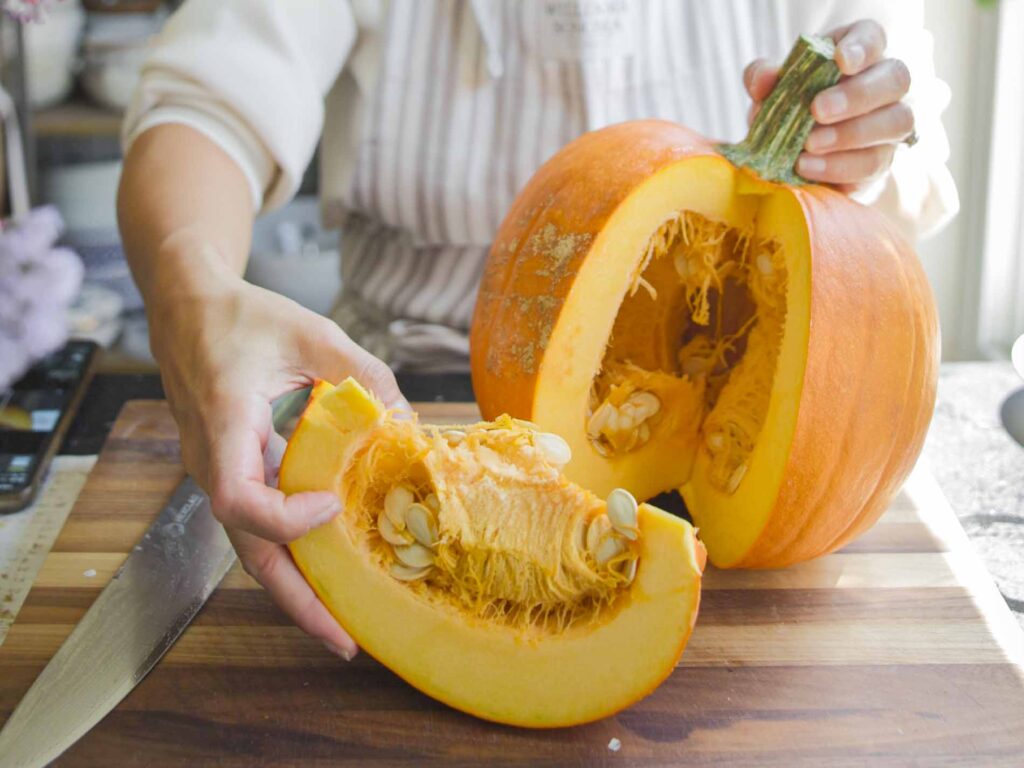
top-left (0, 205), bottom-right (83, 391)
top-left (1, 0), bottom-right (58, 23)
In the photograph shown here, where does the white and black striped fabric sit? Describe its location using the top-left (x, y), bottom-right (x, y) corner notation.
top-left (329, 0), bottom-right (939, 371)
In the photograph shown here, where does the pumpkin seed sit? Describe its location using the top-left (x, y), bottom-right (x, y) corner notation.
top-left (534, 432), bottom-right (572, 466)
top-left (606, 488), bottom-right (639, 538)
top-left (726, 463), bottom-right (748, 494)
top-left (628, 392), bottom-right (661, 421)
top-left (595, 535), bottom-right (626, 566)
top-left (424, 493), bottom-right (440, 512)
top-left (604, 408), bottom-right (621, 433)
top-left (615, 526), bottom-right (638, 542)
top-left (394, 542), bottom-right (435, 569)
top-left (442, 429), bottom-right (467, 445)
top-left (389, 562), bottom-right (432, 582)
top-left (384, 485), bottom-right (413, 529)
top-left (673, 250), bottom-right (689, 276)
top-left (512, 418), bottom-right (540, 430)
top-left (621, 557), bottom-right (638, 584)
top-left (378, 510), bottom-right (412, 546)
top-left (588, 391), bottom-right (659, 458)
top-left (405, 502), bottom-right (438, 548)
top-left (587, 402), bottom-right (614, 438)
top-left (586, 514), bottom-right (612, 554)
top-left (637, 422), bottom-right (651, 445)
top-left (756, 253), bottom-right (774, 275)
top-left (705, 430), bottom-right (725, 452)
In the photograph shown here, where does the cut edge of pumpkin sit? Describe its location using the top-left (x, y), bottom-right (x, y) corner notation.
top-left (531, 157), bottom-right (812, 567)
top-left (684, 185), bottom-right (813, 567)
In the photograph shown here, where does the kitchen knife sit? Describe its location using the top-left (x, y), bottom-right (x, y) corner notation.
top-left (0, 389), bottom-right (310, 767)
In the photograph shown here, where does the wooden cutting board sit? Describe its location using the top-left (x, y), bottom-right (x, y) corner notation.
top-left (2, 400), bottom-right (1023, 766)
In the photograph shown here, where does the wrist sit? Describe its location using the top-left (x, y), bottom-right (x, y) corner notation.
top-left (147, 232), bottom-right (242, 306)
top-left (144, 237), bottom-right (247, 361)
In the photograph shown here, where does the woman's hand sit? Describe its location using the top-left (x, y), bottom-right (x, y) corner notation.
top-left (149, 236), bottom-right (407, 660)
top-left (743, 19), bottom-right (915, 188)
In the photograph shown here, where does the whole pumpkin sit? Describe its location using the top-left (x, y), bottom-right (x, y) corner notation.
top-left (470, 35), bottom-right (940, 568)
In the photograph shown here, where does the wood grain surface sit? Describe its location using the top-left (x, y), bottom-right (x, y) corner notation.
top-left (2, 400), bottom-right (1023, 767)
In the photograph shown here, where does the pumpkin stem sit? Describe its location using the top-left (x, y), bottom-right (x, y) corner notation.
top-left (718, 35), bottom-right (841, 185)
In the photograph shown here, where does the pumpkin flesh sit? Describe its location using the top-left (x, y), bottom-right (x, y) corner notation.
top-left (280, 378), bottom-right (705, 727)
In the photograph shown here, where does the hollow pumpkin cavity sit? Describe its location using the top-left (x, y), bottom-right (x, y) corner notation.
top-left (588, 210), bottom-right (787, 495)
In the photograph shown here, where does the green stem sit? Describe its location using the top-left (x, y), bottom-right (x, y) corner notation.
top-left (718, 35), bottom-right (841, 185)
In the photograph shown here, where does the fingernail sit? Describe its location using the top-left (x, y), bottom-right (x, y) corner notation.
top-left (806, 126), bottom-right (836, 152)
top-left (798, 155), bottom-right (826, 176)
top-left (311, 498), bottom-right (342, 527)
top-left (841, 43), bottom-right (864, 70)
top-left (815, 90), bottom-right (848, 121)
top-left (323, 640), bottom-right (354, 661)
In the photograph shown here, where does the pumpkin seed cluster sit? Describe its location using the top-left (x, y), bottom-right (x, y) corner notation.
top-left (355, 416), bottom-right (642, 633)
top-left (587, 390), bottom-right (661, 456)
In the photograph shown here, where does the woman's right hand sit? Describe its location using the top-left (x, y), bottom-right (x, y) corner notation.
top-left (148, 234), bottom-right (407, 660)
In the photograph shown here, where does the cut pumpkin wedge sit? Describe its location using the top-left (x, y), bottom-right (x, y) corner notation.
top-left (279, 378), bottom-right (705, 728)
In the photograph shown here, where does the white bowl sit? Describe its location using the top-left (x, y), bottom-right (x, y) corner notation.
top-left (1012, 334), bottom-right (1024, 381)
top-left (24, 2), bottom-right (85, 109)
top-left (245, 198), bottom-right (342, 316)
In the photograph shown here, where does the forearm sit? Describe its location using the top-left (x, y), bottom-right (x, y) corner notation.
top-left (117, 123), bottom-right (255, 314)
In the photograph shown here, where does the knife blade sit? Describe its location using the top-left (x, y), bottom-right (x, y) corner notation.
top-left (0, 389), bottom-right (309, 767)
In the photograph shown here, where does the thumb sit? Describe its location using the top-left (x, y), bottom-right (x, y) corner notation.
top-left (204, 400), bottom-right (343, 542)
top-left (298, 318), bottom-right (410, 411)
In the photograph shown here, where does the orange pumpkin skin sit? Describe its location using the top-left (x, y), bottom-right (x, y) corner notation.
top-left (470, 120), bottom-right (939, 568)
top-left (471, 122), bottom-right (718, 419)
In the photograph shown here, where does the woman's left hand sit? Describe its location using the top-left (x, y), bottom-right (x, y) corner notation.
top-left (743, 19), bottom-right (915, 189)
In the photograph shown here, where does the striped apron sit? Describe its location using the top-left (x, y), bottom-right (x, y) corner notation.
top-left (329, 0), bottom-right (810, 372)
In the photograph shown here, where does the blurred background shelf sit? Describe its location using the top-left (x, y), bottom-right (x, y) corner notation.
top-left (34, 98), bottom-right (122, 138)
top-left (1, 0), bottom-right (1021, 381)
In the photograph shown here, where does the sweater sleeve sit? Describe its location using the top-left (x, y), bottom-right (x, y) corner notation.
top-left (122, 0), bottom-right (357, 212)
